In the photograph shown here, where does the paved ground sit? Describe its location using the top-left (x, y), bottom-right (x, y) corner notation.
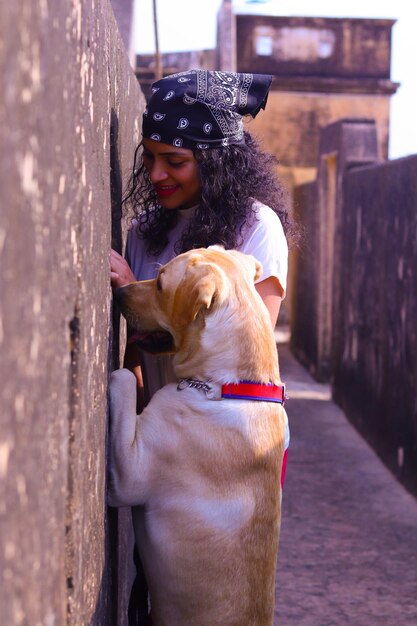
top-left (273, 340), bottom-right (417, 626)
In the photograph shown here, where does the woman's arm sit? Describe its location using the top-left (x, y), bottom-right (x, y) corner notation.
top-left (255, 275), bottom-right (283, 329)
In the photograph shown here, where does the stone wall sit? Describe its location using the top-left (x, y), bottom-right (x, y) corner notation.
top-left (291, 119), bottom-right (379, 379)
top-left (291, 119), bottom-right (417, 496)
top-left (0, 2), bottom-right (145, 624)
top-left (334, 156), bottom-right (417, 496)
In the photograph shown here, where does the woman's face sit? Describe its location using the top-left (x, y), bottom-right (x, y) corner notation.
top-left (142, 138), bottom-right (201, 210)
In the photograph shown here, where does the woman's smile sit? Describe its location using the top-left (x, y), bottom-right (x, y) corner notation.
top-left (155, 184), bottom-right (180, 198)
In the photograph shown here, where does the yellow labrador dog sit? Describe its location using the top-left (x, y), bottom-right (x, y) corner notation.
top-left (109, 246), bottom-right (288, 626)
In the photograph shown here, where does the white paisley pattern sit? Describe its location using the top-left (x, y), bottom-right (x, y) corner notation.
top-left (141, 69), bottom-right (272, 150)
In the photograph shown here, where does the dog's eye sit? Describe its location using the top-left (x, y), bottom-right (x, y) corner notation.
top-left (156, 276), bottom-right (162, 291)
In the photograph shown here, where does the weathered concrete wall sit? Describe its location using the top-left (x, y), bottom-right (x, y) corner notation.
top-left (289, 181), bottom-right (319, 372)
top-left (333, 156), bottom-right (417, 496)
top-left (291, 119), bottom-right (378, 380)
top-left (291, 120), bottom-right (417, 496)
top-left (0, 2), bottom-right (145, 624)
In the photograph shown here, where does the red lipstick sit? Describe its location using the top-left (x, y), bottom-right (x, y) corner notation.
top-left (155, 185), bottom-right (179, 197)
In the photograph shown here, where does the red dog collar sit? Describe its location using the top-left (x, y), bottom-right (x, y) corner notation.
top-left (177, 378), bottom-right (287, 404)
top-left (221, 381), bottom-right (286, 405)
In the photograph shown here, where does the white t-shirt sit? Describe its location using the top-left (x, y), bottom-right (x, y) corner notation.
top-left (125, 201), bottom-right (288, 398)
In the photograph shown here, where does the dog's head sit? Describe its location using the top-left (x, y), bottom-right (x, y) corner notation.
top-left (114, 246), bottom-right (263, 355)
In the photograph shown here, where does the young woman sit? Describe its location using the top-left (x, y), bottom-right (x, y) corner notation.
top-left (111, 69), bottom-right (293, 403)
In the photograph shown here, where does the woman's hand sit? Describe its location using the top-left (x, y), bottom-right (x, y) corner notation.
top-left (110, 249), bottom-right (136, 289)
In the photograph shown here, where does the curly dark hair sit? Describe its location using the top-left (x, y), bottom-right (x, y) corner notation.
top-left (122, 131), bottom-right (295, 256)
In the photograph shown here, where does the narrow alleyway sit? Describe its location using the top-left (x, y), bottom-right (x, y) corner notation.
top-left (273, 338), bottom-right (417, 626)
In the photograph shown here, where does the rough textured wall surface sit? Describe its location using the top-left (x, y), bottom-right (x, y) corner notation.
top-left (290, 120), bottom-right (378, 380)
top-left (0, 2), bottom-right (145, 625)
top-left (291, 120), bottom-right (417, 496)
top-left (289, 181), bottom-right (319, 372)
top-left (334, 156), bottom-right (417, 496)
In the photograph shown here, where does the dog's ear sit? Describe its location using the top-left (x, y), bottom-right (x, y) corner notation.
top-left (222, 249), bottom-right (263, 284)
top-left (253, 258), bottom-right (263, 282)
top-left (242, 254), bottom-right (263, 283)
top-left (171, 262), bottom-right (221, 328)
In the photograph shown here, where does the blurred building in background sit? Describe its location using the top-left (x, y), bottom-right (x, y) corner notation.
top-left (136, 1), bottom-right (399, 193)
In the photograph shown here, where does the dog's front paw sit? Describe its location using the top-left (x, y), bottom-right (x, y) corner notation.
top-left (108, 368), bottom-right (146, 507)
top-left (109, 368), bottom-right (137, 416)
top-left (110, 367), bottom-right (136, 386)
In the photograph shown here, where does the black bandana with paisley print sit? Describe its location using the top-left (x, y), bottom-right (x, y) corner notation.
top-left (142, 70), bottom-right (273, 150)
